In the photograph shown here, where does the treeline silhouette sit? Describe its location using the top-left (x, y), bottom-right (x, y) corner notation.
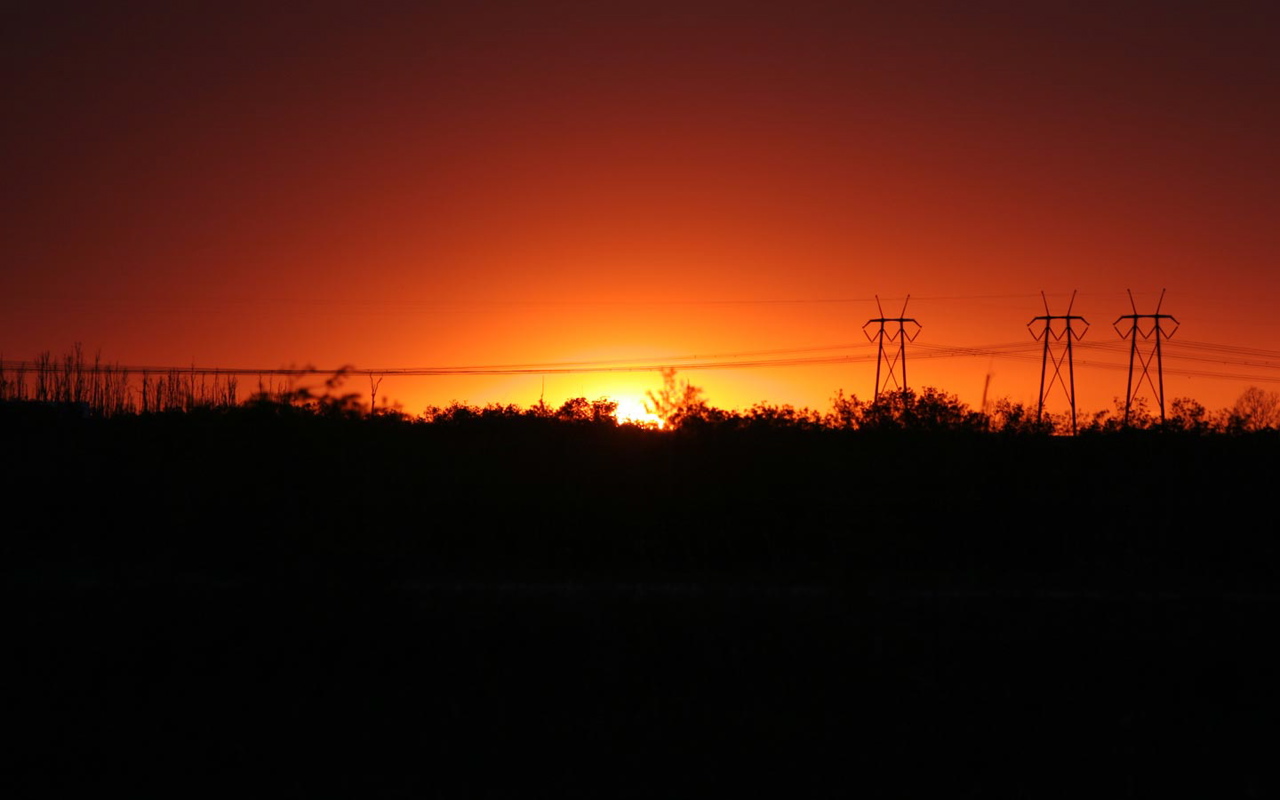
top-left (5, 347), bottom-right (1280, 434)
top-left (6, 374), bottom-right (1278, 586)
top-left (9, 349), bottom-right (1280, 796)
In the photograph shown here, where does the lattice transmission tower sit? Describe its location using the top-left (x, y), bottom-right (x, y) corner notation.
top-left (1113, 289), bottom-right (1179, 425)
top-left (863, 295), bottom-right (921, 399)
top-left (1028, 290), bottom-right (1088, 433)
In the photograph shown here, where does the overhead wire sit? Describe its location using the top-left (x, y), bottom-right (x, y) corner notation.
top-left (2, 335), bottom-right (1279, 383)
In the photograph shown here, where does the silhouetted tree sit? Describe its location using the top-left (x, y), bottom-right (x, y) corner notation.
top-left (246, 365), bottom-right (362, 418)
top-left (556, 397), bottom-right (592, 422)
top-left (825, 389), bottom-right (866, 430)
top-left (860, 388), bottom-right (984, 432)
top-left (986, 398), bottom-right (1056, 435)
top-left (1164, 397), bottom-right (1220, 434)
top-left (1082, 396), bottom-right (1155, 432)
top-left (1232, 386), bottom-right (1280, 431)
top-left (644, 368), bottom-right (713, 429)
top-left (554, 396), bottom-right (619, 424)
top-left (741, 402), bottom-right (824, 430)
top-left (591, 397), bottom-right (619, 424)
top-left (421, 401), bottom-right (479, 424)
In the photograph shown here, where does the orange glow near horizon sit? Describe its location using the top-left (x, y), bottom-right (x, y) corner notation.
top-left (614, 396), bottom-right (664, 428)
top-left (2, 4), bottom-right (1278, 419)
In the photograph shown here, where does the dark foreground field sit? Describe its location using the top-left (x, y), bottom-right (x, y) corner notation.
top-left (7, 409), bottom-right (1280, 796)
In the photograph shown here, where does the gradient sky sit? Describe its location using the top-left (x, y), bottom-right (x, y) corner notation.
top-left (4, 1), bottom-right (1278, 417)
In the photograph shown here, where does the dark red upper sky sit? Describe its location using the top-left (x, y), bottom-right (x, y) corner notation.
top-left (4, 1), bottom-right (1278, 415)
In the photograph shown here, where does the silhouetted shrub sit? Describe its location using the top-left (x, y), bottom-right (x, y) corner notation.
top-left (858, 387), bottom-right (985, 432)
top-left (986, 399), bottom-right (1055, 435)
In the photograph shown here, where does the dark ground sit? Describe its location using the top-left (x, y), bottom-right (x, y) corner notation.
top-left (7, 409), bottom-right (1280, 796)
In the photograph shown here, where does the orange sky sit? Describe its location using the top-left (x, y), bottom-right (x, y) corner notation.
top-left (3, 2), bottom-right (1278, 418)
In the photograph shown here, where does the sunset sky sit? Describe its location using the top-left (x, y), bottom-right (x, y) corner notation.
top-left (4, 1), bottom-right (1278, 418)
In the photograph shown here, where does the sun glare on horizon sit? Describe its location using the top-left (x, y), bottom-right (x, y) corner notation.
top-left (614, 396), bottom-right (664, 428)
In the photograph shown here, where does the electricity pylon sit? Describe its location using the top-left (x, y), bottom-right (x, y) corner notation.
top-left (863, 295), bottom-right (921, 399)
top-left (1028, 290), bottom-right (1088, 433)
top-left (1113, 289), bottom-right (1179, 425)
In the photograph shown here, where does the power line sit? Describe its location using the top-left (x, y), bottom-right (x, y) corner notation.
top-left (4, 335), bottom-right (1280, 385)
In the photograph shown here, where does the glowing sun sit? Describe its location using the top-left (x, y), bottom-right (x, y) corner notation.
top-left (614, 396), bottom-right (664, 428)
